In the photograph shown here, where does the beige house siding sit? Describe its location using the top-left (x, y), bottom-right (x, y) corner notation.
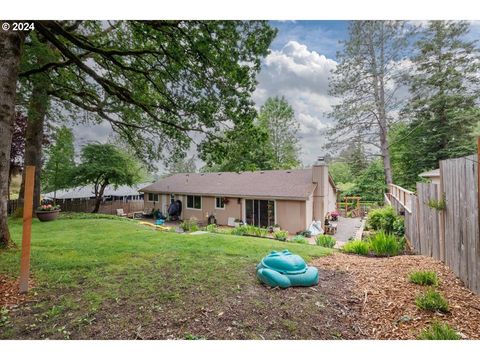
top-left (327, 183), bottom-right (337, 213)
top-left (276, 200), bottom-right (306, 234)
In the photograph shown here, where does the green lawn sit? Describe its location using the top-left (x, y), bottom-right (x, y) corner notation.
top-left (0, 214), bottom-right (332, 339)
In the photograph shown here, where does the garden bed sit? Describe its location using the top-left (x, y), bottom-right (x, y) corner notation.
top-left (312, 252), bottom-right (480, 339)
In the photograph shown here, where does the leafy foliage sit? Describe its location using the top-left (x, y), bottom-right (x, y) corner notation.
top-left (367, 206), bottom-right (397, 233)
top-left (231, 225), bottom-right (269, 238)
top-left (42, 126), bottom-right (75, 193)
top-left (342, 240), bottom-right (370, 255)
top-left (316, 234), bottom-right (336, 248)
top-left (409, 271), bottom-right (439, 286)
top-left (368, 231), bottom-right (403, 257)
top-left (180, 218), bottom-right (199, 232)
top-left (273, 230), bottom-right (289, 241)
top-left (257, 96), bottom-right (301, 169)
top-left (415, 289), bottom-right (449, 313)
top-left (291, 235), bottom-right (308, 244)
top-left (72, 143), bottom-right (144, 212)
top-left (396, 21), bottom-right (480, 189)
top-left (418, 322), bottom-right (460, 340)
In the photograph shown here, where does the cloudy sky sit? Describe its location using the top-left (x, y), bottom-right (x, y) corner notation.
top-left (72, 20), bottom-right (480, 170)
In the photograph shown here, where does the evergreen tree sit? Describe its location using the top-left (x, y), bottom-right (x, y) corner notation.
top-left (401, 21), bottom-right (480, 174)
top-left (42, 126), bottom-right (76, 197)
top-left (257, 96), bottom-right (301, 169)
top-left (327, 21), bottom-right (412, 185)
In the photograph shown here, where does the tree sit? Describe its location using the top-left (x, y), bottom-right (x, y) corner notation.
top-left (9, 112), bottom-right (27, 199)
top-left (165, 155), bottom-right (197, 175)
top-left (328, 161), bottom-right (353, 184)
top-left (352, 160), bottom-right (386, 202)
top-left (327, 21), bottom-right (411, 185)
top-left (2, 20), bottom-right (276, 247)
top-left (72, 144), bottom-right (144, 213)
top-left (0, 27), bottom-right (26, 248)
top-left (257, 97), bottom-right (301, 169)
top-left (199, 122), bottom-right (273, 172)
top-left (42, 126), bottom-right (75, 197)
top-left (400, 21), bottom-right (479, 174)
top-left (337, 137), bottom-right (368, 175)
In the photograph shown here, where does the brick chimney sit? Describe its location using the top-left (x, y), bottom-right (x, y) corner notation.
top-left (312, 156), bottom-right (328, 222)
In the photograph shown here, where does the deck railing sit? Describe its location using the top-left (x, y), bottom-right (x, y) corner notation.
top-left (387, 183), bottom-right (414, 212)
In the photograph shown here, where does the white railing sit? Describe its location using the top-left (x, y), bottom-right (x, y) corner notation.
top-left (388, 183), bottom-right (414, 212)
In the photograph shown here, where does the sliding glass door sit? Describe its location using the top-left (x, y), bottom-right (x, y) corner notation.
top-left (245, 199), bottom-right (275, 228)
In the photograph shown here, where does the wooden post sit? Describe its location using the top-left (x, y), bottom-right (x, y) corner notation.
top-left (477, 136), bottom-right (480, 231)
top-left (19, 166), bottom-right (35, 294)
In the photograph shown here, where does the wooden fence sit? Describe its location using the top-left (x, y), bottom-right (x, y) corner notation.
top-left (8, 199), bottom-right (145, 216)
top-left (386, 154), bottom-right (479, 294)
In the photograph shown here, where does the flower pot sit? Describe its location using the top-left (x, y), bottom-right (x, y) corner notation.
top-left (36, 209), bottom-right (60, 222)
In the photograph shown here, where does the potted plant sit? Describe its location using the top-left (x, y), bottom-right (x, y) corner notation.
top-left (330, 211), bottom-right (340, 221)
top-left (272, 224), bottom-right (281, 232)
top-left (36, 204), bottom-right (61, 222)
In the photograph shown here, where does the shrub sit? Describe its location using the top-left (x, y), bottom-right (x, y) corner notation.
top-left (342, 240), bottom-right (369, 255)
top-left (409, 271), bottom-right (438, 286)
top-left (206, 224), bottom-right (218, 233)
top-left (418, 322), bottom-right (460, 340)
top-left (368, 231), bottom-right (403, 256)
top-left (231, 225), bottom-right (268, 238)
top-left (392, 217), bottom-right (405, 237)
top-left (316, 234), bottom-right (336, 248)
top-left (180, 218), bottom-right (199, 232)
top-left (291, 235), bottom-right (308, 244)
top-left (273, 230), bottom-right (289, 241)
top-left (415, 289), bottom-right (449, 313)
top-left (367, 206), bottom-right (397, 233)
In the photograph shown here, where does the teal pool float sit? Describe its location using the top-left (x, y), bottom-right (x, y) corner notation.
top-left (256, 250), bottom-right (319, 288)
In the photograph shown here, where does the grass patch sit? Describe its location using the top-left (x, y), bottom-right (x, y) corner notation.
top-left (368, 231), bottom-right (403, 257)
top-left (0, 216), bottom-right (331, 339)
top-left (316, 235), bottom-right (336, 248)
top-left (342, 240), bottom-right (369, 255)
top-left (418, 322), bottom-right (460, 340)
top-left (409, 271), bottom-right (438, 286)
top-left (415, 289), bottom-right (449, 313)
top-left (291, 235), bottom-right (308, 244)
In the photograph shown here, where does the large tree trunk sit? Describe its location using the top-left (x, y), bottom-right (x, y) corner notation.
top-left (368, 23), bottom-right (393, 186)
top-left (18, 79), bottom-right (50, 209)
top-left (0, 28), bottom-right (25, 248)
top-left (92, 183), bottom-right (108, 213)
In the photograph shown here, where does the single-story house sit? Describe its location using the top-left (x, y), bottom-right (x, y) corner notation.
top-left (140, 158), bottom-right (337, 234)
top-left (419, 168), bottom-right (440, 185)
top-left (43, 183), bottom-right (151, 202)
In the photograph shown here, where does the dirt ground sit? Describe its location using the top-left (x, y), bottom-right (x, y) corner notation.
top-left (2, 253), bottom-right (480, 339)
top-left (311, 253), bottom-right (480, 339)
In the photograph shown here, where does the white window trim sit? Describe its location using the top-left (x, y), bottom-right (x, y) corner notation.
top-left (215, 197), bottom-right (225, 210)
top-left (186, 195), bottom-right (202, 210)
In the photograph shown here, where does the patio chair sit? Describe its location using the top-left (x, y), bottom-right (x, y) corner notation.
top-left (116, 208), bottom-right (127, 217)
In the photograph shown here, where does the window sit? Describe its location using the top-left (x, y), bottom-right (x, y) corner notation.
top-left (215, 197), bottom-right (225, 209)
top-left (187, 195), bottom-right (202, 209)
top-left (148, 193), bottom-right (159, 202)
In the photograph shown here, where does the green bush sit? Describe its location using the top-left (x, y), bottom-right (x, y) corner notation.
top-left (273, 230), bottom-right (289, 241)
top-left (291, 235), bottom-right (308, 244)
top-left (180, 218), bottom-right (199, 232)
top-left (206, 224), bottom-right (218, 233)
top-left (392, 217), bottom-right (405, 237)
top-left (367, 206), bottom-right (397, 233)
top-left (231, 224), bottom-right (268, 238)
top-left (418, 322), bottom-right (460, 340)
top-left (415, 289), bottom-right (449, 313)
top-left (342, 240), bottom-right (369, 255)
top-left (316, 234), bottom-right (336, 248)
top-left (409, 271), bottom-right (438, 286)
top-left (368, 231), bottom-right (403, 256)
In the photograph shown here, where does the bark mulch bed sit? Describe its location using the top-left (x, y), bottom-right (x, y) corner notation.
top-left (312, 252), bottom-right (480, 339)
top-left (0, 275), bottom-right (34, 308)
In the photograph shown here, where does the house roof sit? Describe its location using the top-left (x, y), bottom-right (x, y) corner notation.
top-left (140, 169), bottom-right (319, 200)
top-left (419, 169), bottom-right (440, 178)
top-left (43, 183), bottom-right (152, 200)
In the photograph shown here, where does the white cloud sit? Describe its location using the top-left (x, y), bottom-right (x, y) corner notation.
top-left (253, 40), bottom-right (338, 166)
